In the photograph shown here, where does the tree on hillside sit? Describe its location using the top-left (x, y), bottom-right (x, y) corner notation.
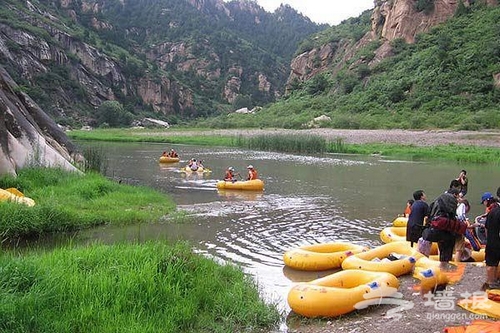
top-left (96, 101), bottom-right (132, 127)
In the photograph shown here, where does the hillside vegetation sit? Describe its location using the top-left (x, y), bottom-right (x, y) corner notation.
top-left (195, 4), bottom-right (500, 130)
top-left (0, 0), bottom-right (323, 126)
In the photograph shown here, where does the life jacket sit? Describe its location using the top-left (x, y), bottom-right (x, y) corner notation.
top-left (248, 169), bottom-right (258, 180)
top-left (404, 205), bottom-right (412, 217)
top-left (224, 170), bottom-right (234, 181)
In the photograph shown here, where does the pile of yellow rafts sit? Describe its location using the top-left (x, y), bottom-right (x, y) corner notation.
top-left (0, 188), bottom-right (35, 206)
top-left (283, 215), bottom-right (480, 319)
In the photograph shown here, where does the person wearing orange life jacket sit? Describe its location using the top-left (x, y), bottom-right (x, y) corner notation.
top-left (403, 199), bottom-right (414, 217)
top-left (247, 165), bottom-right (258, 180)
top-left (224, 167), bottom-right (240, 182)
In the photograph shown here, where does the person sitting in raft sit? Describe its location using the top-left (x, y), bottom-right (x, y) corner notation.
top-left (168, 149), bottom-right (178, 158)
top-left (247, 165), bottom-right (258, 180)
top-left (189, 158), bottom-right (199, 171)
top-left (224, 167), bottom-right (239, 182)
top-left (161, 151), bottom-right (168, 157)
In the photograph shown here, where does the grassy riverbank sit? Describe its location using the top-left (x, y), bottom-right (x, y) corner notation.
top-left (0, 167), bottom-right (175, 239)
top-left (0, 168), bottom-right (281, 332)
top-left (67, 128), bottom-right (500, 163)
top-left (0, 242), bottom-right (280, 332)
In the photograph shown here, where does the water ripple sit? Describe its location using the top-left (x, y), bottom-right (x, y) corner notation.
top-left (178, 194), bottom-right (381, 269)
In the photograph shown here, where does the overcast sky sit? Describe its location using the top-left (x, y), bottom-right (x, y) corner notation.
top-left (251, 0), bottom-right (374, 25)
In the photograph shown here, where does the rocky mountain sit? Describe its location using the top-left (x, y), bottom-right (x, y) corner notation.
top-left (0, 0), bottom-right (324, 126)
top-left (287, 0), bottom-right (498, 86)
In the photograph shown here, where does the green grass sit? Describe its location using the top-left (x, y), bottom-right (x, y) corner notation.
top-left (341, 143), bottom-right (500, 163)
top-left (0, 242), bottom-right (280, 333)
top-left (68, 128), bottom-right (237, 147)
top-left (0, 167), bottom-right (175, 239)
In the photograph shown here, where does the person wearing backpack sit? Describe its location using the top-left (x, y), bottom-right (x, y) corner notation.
top-left (422, 188), bottom-right (462, 268)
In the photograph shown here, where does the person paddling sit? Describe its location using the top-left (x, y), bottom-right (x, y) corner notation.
top-left (224, 167), bottom-right (240, 182)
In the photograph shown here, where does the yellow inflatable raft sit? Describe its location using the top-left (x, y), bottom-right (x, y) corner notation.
top-left (283, 242), bottom-right (368, 271)
top-left (415, 257), bottom-right (465, 285)
top-left (181, 166), bottom-right (211, 174)
top-left (380, 226), bottom-right (407, 243)
top-left (159, 156), bottom-right (180, 163)
top-left (0, 188), bottom-right (35, 207)
top-left (459, 290), bottom-right (500, 319)
top-left (341, 241), bottom-right (422, 277)
top-left (380, 226), bottom-right (439, 255)
top-left (392, 216), bottom-right (408, 227)
top-left (413, 266), bottom-right (449, 293)
top-left (216, 179), bottom-right (264, 191)
top-left (287, 269), bottom-right (400, 318)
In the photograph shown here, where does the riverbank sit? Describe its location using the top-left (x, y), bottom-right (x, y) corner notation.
top-left (0, 168), bottom-right (175, 239)
top-left (0, 168), bottom-right (280, 332)
top-left (68, 128), bottom-right (500, 163)
top-left (140, 128), bottom-right (500, 148)
top-left (0, 242), bottom-right (280, 332)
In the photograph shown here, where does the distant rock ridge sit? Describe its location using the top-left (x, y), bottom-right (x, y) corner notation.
top-left (0, 66), bottom-right (79, 176)
top-left (287, 0), bottom-right (498, 85)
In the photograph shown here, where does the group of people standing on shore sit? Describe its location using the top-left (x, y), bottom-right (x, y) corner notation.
top-left (405, 170), bottom-right (500, 290)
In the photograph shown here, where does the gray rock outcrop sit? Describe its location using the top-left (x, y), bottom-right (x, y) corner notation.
top-left (0, 66), bottom-right (79, 176)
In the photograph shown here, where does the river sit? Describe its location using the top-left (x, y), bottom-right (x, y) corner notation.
top-left (34, 141), bottom-right (500, 329)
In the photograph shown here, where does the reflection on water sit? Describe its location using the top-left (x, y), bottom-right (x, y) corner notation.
top-left (12, 141), bottom-right (500, 331)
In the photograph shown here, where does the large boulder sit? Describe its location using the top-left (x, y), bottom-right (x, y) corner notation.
top-left (141, 118), bottom-right (170, 128)
top-left (0, 66), bottom-right (80, 176)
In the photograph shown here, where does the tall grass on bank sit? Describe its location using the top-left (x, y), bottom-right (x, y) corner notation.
top-left (82, 145), bottom-right (108, 173)
top-left (237, 134), bottom-right (327, 154)
top-left (0, 242), bottom-right (280, 332)
top-left (0, 168), bottom-right (175, 239)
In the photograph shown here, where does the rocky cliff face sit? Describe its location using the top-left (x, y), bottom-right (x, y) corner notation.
top-left (287, 0), bottom-right (498, 85)
top-left (0, 66), bottom-right (79, 176)
top-left (371, 0), bottom-right (497, 43)
top-left (0, 0), bottom-right (195, 121)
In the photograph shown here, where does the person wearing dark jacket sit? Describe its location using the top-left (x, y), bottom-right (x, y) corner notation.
top-left (422, 188), bottom-right (461, 268)
top-left (406, 190), bottom-right (429, 247)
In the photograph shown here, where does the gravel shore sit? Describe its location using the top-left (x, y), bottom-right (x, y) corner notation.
top-left (163, 128), bottom-right (500, 147)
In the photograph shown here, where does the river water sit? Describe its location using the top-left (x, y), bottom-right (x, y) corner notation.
top-left (43, 142), bottom-right (500, 328)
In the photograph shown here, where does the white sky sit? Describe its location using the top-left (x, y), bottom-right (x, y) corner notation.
top-left (253, 0), bottom-right (374, 25)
